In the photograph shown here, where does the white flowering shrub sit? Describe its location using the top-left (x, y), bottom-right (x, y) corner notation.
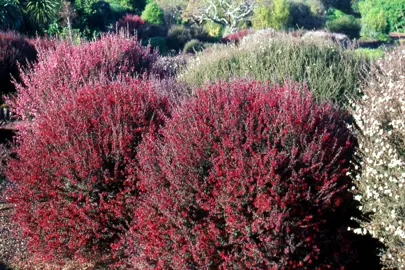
top-left (352, 45), bottom-right (405, 268)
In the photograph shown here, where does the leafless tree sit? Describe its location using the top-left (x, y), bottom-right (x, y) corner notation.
top-left (183, 0), bottom-right (256, 32)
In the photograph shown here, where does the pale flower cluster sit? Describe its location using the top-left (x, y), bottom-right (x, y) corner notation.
top-left (351, 45), bottom-right (405, 269)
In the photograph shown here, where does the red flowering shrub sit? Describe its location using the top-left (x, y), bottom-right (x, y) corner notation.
top-left (29, 36), bottom-right (58, 52)
top-left (117, 14), bottom-right (145, 36)
top-left (11, 31), bottom-right (157, 120)
top-left (221, 29), bottom-right (253, 44)
top-left (127, 80), bottom-right (359, 268)
top-left (0, 31), bottom-right (37, 100)
top-left (6, 78), bottom-right (170, 263)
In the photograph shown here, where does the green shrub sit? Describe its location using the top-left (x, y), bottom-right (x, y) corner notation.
top-left (289, 1), bottom-right (324, 29)
top-left (179, 35), bottom-right (369, 106)
top-left (252, 0), bottom-right (290, 30)
top-left (74, 0), bottom-right (97, 15)
top-left (23, 0), bottom-right (62, 29)
top-left (0, 0), bottom-right (22, 30)
top-left (353, 47), bottom-right (385, 61)
top-left (203, 21), bottom-right (221, 38)
top-left (87, 0), bottom-right (113, 31)
top-left (358, 1), bottom-right (391, 41)
top-left (350, 44), bottom-right (405, 269)
top-left (146, 36), bottom-right (168, 54)
top-left (166, 24), bottom-right (211, 52)
top-left (326, 15), bottom-right (361, 39)
top-left (106, 0), bottom-right (128, 18)
top-left (358, 0), bottom-right (405, 34)
top-left (183, 39), bottom-right (204, 54)
top-left (141, 2), bottom-right (164, 25)
top-left (381, 0), bottom-right (405, 32)
top-left (190, 25), bottom-right (214, 42)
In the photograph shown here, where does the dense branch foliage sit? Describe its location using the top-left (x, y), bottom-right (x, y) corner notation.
top-left (352, 45), bottom-right (405, 268)
top-left (7, 79), bottom-right (171, 263)
top-left (126, 80), bottom-right (359, 268)
top-left (10, 31), bottom-right (157, 120)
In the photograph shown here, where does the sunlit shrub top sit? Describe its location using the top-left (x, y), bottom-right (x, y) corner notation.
top-left (10, 31), bottom-right (157, 120)
top-left (179, 31), bottom-right (369, 107)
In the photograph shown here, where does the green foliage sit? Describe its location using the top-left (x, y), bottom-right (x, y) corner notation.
top-left (326, 13), bottom-right (361, 39)
top-left (358, 0), bottom-right (405, 39)
top-left (23, 0), bottom-right (62, 28)
top-left (87, 1), bottom-right (113, 31)
top-left (0, 0), bottom-right (22, 30)
top-left (74, 0), bottom-right (115, 34)
top-left (203, 20), bottom-right (225, 38)
top-left (45, 22), bottom-right (82, 44)
top-left (183, 38), bottom-right (204, 53)
top-left (108, 2), bottom-right (127, 18)
top-left (166, 24), bottom-right (191, 51)
top-left (74, 0), bottom-right (96, 14)
top-left (354, 47), bottom-right (385, 60)
top-left (321, 0), bottom-right (354, 14)
top-left (289, 1), bottom-right (324, 29)
top-left (327, 8), bottom-right (345, 20)
top-left (154, 0), bottom-right (186, 25)
top-left (117, 0), bottom-right (134, 10)
top-left (146, 36), bottom-right (168, 54)
top-left (166, 24), bottom-right (212, 52)
top-left (179, 35), bottom-right (369, 106)
top-left (380, 0), bottom-right (405, 32)
top-left (252, 0), bottom-right (290, 30)
top-left (141, 2), bottom-right (164, 25)
top-left (360, 4), bottom-right (390, 41)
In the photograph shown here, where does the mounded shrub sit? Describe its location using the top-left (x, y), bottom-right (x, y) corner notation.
top-left (351, 45), bottom-right (405, 268)
top-left (141, 2), bottom-right (164, 25)
top-left (252, 0), bottom-right (291, 30)
top-left (179, 35), bottom-right (368, 106)
top-left (203, 21), bottom-right (224, 38)
top-left (6, 78), bottom-right (171, 264)
top-left (221, 28), bottom-right (253, 44)
top-left (116, 14), bottom-right (145, 35)
top-left (151, 54), bottom-right (190, 79)
top-left (138, 22), bottom-right (168, 39)
top-left (126, 80), bottom-right (360, 268)
top-left (326, 15), bottom-right (361, 39)
top-left (10, 31), bottom-right (157, 120)
top-left (166, 25), bottom-right (211, 53)
top-left (166, 24), bottom-right (192, 52)
top-left (0, 31), bottom-right (37, 101)
top-left (289, 2), bottom-right (324, 30)
top-left (145, 36), bottom-right (168, 55)
top-left (183, 39), bottom-right (204, 54)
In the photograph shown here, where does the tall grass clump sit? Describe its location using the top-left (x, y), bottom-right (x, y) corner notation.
top-left (351, 45), bottom-right (405, 269)
top-left (179, 32), bottom-right (369, 106)
top-left (124, 80), bottom-right (365, 269)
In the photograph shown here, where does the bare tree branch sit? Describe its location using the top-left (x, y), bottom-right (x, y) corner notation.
top-left (183, 0), bottom-right (255, 32)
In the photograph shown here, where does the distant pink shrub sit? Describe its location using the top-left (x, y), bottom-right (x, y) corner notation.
top-left (117, 14), bottom-right (145, 36)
